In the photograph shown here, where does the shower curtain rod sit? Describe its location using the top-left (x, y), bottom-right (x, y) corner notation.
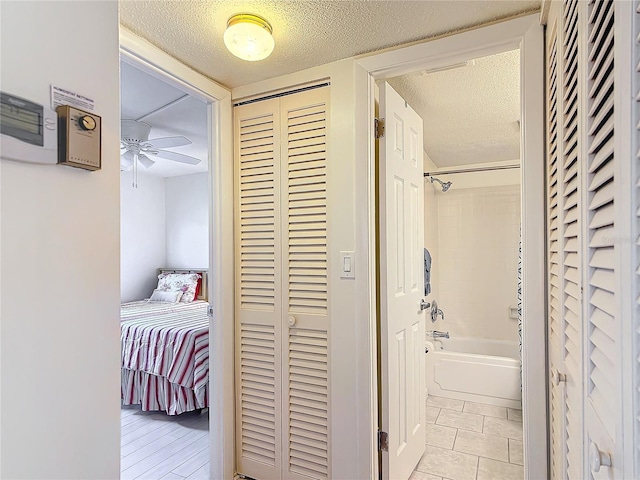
top-left (424, 164), bottom-right (520, 177)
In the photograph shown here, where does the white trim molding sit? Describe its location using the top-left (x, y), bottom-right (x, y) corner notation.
top-left (355, 13), bottom-right (547, 479)
top-left (119, 27), bottom-right (235, 480)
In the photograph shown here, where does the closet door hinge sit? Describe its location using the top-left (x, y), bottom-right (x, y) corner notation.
top-left (378, 430), bottom-right (389, 451)
top-left (375, 118), bottom-right (385, 139)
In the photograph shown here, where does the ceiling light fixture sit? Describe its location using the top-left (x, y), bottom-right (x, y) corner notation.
top-left (224, 13), bottom-right (274, 62)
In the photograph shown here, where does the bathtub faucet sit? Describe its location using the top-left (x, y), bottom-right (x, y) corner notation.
top-left (430, 301), bottom-right (445, 322)
top-left (427, 330), bottom-right (450, 339)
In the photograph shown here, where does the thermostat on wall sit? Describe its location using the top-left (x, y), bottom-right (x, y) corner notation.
top-left (56, 105), bottom-right (101, 171)
top-left (0, 91), bottom-right (58, 165)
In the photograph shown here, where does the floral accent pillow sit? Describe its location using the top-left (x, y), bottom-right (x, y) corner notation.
top-left (157, 273), bottom-right (201, 302)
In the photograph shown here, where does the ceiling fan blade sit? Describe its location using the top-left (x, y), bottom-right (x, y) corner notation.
top-left (145, 136), bottom-right (192, 149)
top-left (138, 153), bottom-right (155, 169)
top-left (153, 149), bottom-right (201, 165)
top-left (120, 151), bottom-right (134, 169)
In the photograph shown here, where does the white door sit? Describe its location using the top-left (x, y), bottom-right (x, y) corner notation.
top-left (379, 82), bottom-right (426, 480)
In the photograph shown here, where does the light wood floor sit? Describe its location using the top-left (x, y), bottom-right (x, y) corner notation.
top-left (121, 405), bottom-right (210, 480)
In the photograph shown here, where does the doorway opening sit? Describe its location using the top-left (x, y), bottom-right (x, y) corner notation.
top-left (119, 58), bottom-right (211, 479)
top-left (394, 48), bottom-right (524, 480)
top-left (360, 14), bottom-right (545, 480)
top-left (118, 28), bottom-right (236, 480)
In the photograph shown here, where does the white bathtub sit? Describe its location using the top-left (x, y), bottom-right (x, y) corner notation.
top-left (425, 337), bottom-right (522, 409)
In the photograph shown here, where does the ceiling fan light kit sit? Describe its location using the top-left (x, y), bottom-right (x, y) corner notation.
top-left (224, 13), bottom-right (274, 61)
top-left (120, 119), bottom-right (201, 186)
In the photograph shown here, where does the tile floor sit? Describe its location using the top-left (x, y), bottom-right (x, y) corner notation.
top-left (411, 395), bottom-right (523, 480)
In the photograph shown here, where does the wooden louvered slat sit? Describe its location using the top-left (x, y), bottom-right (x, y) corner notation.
top-left (285, 101), bottom-right (328, 317)
top-left (287, 328), bottom-right (328, 480)
top-left (560, 3), bottom-right (582, 478)
top-left (239, 112), bottom-right (277, 311)
top-left (586, 0), bottom-right (619, 454)
top-left (240, 324), bottom-right (277, 466)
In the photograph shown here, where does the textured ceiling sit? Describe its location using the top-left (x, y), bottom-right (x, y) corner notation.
top-left (119, 0), bottom-right (539, 89)
top-left (388, 49), bottom-right (520, 168)
top-left (121, 61), bottom-right (208, 177)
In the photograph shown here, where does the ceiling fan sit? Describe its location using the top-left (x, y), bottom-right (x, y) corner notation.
top-left (120, 119), bottom-right (201, 171)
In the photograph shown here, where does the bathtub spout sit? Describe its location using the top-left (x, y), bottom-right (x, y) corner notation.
top-left (427, 330), bottom-right (450, 339)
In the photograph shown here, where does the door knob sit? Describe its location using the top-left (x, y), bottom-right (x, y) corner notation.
top-left (589, 441), bottom-right (611, 472)
top-left (419, 299), bottom-right (431, 311)
top-left (552, 369), bottom-right (566, 385)
top-left (288, 315), bottom-right (296, 327)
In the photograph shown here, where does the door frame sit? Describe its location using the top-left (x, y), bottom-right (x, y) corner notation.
top-left (355, 13), bottom-right (546, 479)
top-left (119, 28), bottom-right (236, 480)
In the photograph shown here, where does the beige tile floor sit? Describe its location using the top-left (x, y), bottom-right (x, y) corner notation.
top-left (411, 395), bottom-right (523, 480)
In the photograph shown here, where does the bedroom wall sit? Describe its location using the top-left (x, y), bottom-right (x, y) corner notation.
top-left (121, 170), bottom-right (167, 302)
top-left (0, 1), bottom-right (121, 479)
top-left (165, 172), bottom-right (209, 268)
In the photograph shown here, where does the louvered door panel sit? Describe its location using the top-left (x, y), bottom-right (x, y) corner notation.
top-left (280, 88), bottom-right (331, 480)
top-left (546, 15), bottom-right (565, 479)
top-left (235, 99), bottom-right (283, 480)
top-left (561, 2), bottom-right (583, 478)
top-left (584, 0), bottom-right (618, 478)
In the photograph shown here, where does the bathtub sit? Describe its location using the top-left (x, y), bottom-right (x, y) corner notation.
top-left (425, 337), bottom-right (522, 409)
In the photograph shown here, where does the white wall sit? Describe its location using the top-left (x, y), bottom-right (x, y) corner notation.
top-left (120, 170), bottom-right (166, 302)
top-left (0, 2), bottom-right (121, 478)
top-left (165, 172), bottom-right (209, 268)
top-left (424, 152), bottom-right (440, 303)
top-left (428, 183), bottom-right (521, 341)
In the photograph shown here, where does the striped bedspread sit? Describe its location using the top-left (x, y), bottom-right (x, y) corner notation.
top-left (120, 300), bottom-right (209, 415)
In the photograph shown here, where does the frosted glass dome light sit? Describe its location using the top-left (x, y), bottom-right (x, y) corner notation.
top-left (224, 14), bottom-right (274, 62)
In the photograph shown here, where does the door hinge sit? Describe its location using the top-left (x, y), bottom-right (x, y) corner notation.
top-left (207, 304), bottom-right (214, 318)
top-left (375, 118), bottom-right (385, 138)
top-left (378, 430), bottom-right (389, 451)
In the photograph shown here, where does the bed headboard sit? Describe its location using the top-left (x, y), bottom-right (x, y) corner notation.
top-left (157, 268), bottom-right (209, 302)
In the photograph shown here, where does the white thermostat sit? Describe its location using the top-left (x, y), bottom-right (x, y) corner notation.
top-left (56, 105), bottom-right (101, 171)
top-left (0, 91), bottom-right (58, 165)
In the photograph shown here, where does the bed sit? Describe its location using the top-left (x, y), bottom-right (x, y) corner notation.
top-left (120, 269), bottom-right (209, 415)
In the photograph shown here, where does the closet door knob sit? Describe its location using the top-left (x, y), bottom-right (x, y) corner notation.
top-left (288, 315), bottom-right (296, 327)
top-left (552, 369), bottom-right (566, 385)
top-left (589, 441), bottom-right (611, 472)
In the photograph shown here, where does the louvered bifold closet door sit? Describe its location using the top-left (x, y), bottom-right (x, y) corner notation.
top-left (561, 1), bottom-right (583, 478)
top-left (235, 98), bottom-right (283, 480)
top-left (546, 13), bottom-right (566, 479)
top-left (584, 0), bottom-right (620, 478)
top-left (279, 87), bottom-right (331, 480)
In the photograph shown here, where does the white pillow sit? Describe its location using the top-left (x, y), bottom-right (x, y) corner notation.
top-left (148, 289), bottom-right (183, 303)
top-left (157, 273), bottom-right (201, 302)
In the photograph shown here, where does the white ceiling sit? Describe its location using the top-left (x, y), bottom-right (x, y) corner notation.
top-left (120, 61), bottom-right (208, 177)
top-left (119, 1), bottom-right (539, 89)
top-left (388, 49), bottom-right (521, 168)
top-left (119, 1), bottom-right (537, 175)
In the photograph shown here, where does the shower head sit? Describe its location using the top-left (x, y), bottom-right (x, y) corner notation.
top-left (430, 176), bottom-right (452, 192)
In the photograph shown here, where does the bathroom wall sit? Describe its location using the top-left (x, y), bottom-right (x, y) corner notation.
top-left (423, 152), bottom-right (439, 302)
top-left (426, 177), bottom-right (521, 341)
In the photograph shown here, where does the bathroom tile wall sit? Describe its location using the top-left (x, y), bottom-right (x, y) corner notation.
top-left (425, 184), bottom-right (521, 341)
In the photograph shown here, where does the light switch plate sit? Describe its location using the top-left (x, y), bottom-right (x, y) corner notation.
top-left (340, 251), bottom-right (355, 279)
